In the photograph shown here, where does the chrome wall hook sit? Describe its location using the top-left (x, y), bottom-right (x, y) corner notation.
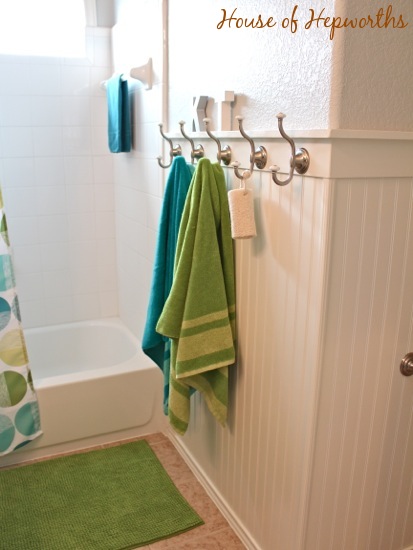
top-left (156, 123), bottom-right (182, 169)
top-left (179, 120), bottom-right (204, 164)
top-left (203, 118), bottom-right (232, 165)
top-left (270, 113), bottom-right (310, 186)
top-left (232, 115), bottom-right (267, 180)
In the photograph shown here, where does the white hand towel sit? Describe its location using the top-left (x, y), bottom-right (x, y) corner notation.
top-left (228, 187), bottom-right (257, 239)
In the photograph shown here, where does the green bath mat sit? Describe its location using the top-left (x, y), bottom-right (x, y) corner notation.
top-left (0, 440), bottom-right (204, 549)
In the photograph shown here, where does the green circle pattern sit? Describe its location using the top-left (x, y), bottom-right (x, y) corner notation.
top-left (15, 402), bottom-right (41, 436)
top-left (0, 297), bottom-right (11, 331)
top-left (0, 329), bottom-right (28, 366)
top-left (0, 371), bottom-right (28, 407)
top-left (0, 414), bottom-right (15, 452)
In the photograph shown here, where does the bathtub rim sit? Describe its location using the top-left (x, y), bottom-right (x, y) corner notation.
top-left (24, 317), bottom-right (155, 390)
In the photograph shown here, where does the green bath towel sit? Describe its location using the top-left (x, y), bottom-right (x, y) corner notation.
top-left (156, 158), bottom-right (236, 435)
top-left (142, 156), bottom-right (194, 413)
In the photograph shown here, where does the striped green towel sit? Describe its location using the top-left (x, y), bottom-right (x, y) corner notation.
top-left (156, 158), bottom-right (236, 435)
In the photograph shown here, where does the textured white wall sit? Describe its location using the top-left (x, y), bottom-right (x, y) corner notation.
top-left (168, 0), bottom-right (334, 131)
top-left (330, 0), bottom-right (413, 130)
top-left (169, 0), bottom-right (413, 132)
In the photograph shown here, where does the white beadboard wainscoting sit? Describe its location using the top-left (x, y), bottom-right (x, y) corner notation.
top-left (164, 132), bottom-right (413, 550)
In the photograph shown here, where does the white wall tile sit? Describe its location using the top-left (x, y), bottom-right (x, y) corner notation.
top-left (146, 194), bottom-right (162, 231)
top-left (91, 96), bottom-right (107, 126)
top-left (96, 239), bottom-right (116, 266)
top-left (72, 292), bottom-right (100, 321)
top-left (64, 156), bottom-right (93, 185)
top-left (0, 127), bottom-right (33, 157)
top-left (115, 185), bottom-right (147, 222)
top-left (99, 290), bottom-right (118, 318)
top-left (16, 272), bottom-right (44, 302)
top-left (34, 157), bottom-right (65, 186)
top-left (43, 270), bottom-right (72, 298)
top-left (93, 155), bottom-right (113, 183)
top-left (0, 63), bottom-right (31, 94)
top-left (40, 243), bottom-right (71, 271)
top-left (90, 67), bottom-right (112, 96)
top-left (116, 214), bottom-right (146, 257)
top-left (31, 97), bottom-right (63, 127)
top-left (7, 216), bottom-right (38, 246)
top-left (38, 215), bottom-right (69, 243)
top-left (36, 186), bottom-right (66, 215)
top-left (95, 211), bottom-right (115, 240)
top-left (12, 244), bottom-right (42, 273)
top-left (1, 48), bottom-right (118, 328)
top-left (94, 183), bottom-right (114, 211)
top-left (69, 241), bottom-right (98, 268)
top-left (60, 66), bottom-right (91, 96)
top-left (62, 96), bottom-right (91, 126)
top-left (65, 184), bottom-right (94, 213)
top-left (97, 263), bottom-right (117, 292)
top-left (71, 266), bottom-right (99, 295)
top-left (2, 187), bottom-right (37, 217)
top-left (19, 299), bottom-right (46, 329)
top-left (0, 96), bottom-right (32, 126)
top-left (1, 158), bottom-right (35, 188)
top-left (62, 127), bottom-right (92, 156)
top-left (91, 125), bottom-right (109, 155)
top-left (44, 295), bottom-right (73, 325)
top-left (29, 64), bottom-right (61, 96)
top-left (67, 213), bottom-right (96, 241)
top-left (33, 127), bottom-right (63, 157)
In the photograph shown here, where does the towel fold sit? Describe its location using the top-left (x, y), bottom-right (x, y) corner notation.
top-left (142, 156), bottom-right (194, 413)
top-left (106, 74), bottom-right (131, 153)
top-left (228, 188), bottom-right (257, 239)
top-left (156, 158), bottom-right (236, 435)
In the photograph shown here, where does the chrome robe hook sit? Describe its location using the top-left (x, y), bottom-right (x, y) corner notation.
top-left (232, 115), bottom-right (267, 180)
top-left (157, 123), bottom-right (182, 168)
top-left (270, 113), bottom-right (310, 186)
top-left (203, 118), bottom-right (232, 165)
top-left (179, 121), bottom-right (204, 164)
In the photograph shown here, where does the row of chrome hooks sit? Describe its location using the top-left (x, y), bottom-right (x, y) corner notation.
top-left (157, 113), bottom-right (310, 187)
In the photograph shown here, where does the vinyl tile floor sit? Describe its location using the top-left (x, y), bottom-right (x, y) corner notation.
top-left (129, 432), bottom-right (246, 549)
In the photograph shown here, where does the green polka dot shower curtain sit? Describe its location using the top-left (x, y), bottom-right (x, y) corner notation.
top-left (0, 186), bottom-right (42, 456)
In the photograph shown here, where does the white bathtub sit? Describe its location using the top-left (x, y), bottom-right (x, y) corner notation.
top-left (1, 318), bottom-right (165, 466)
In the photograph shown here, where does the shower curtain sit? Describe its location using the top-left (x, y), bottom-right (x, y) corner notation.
top-left (0, 185), bottom-right (42, 456)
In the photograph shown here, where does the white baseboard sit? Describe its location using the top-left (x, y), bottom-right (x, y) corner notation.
top-left (167, 429), bottom-right (260, 550)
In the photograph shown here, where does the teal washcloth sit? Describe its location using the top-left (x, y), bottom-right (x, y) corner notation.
top-left (142, 156), bottom-right (195, 413)
top-left (106, 74), bottom-right (131, 153)
top-left (156, 158), bottom-right (236, 435)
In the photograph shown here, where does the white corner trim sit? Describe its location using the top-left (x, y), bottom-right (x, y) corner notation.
top-left (166, 429), bottom-right (261, 550)
top-left (84, 0), bottom-right (97, 27)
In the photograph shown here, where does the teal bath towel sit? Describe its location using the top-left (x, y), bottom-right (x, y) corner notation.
top-left (106, 74), bottom-right (131, 153)
top-left (156, 158), bottom-right (236, 435)
top-left (142, 156), bottom-right (194, 413)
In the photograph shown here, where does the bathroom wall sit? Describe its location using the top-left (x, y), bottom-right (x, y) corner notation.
top-left (306, 175), bottom-right (413, 550)
top-left (330, 0), bottom-right (413, 130)
top-left (168, 0), bottom-right (335, 131)
top-left (168, 0), bottom-right (413, 133)
top-left (112, 0), bottom-right (165, 337)
top-left (112, 1), bottom-right (413, 549)
top-left (0, 27), bottom-right (118, 328)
